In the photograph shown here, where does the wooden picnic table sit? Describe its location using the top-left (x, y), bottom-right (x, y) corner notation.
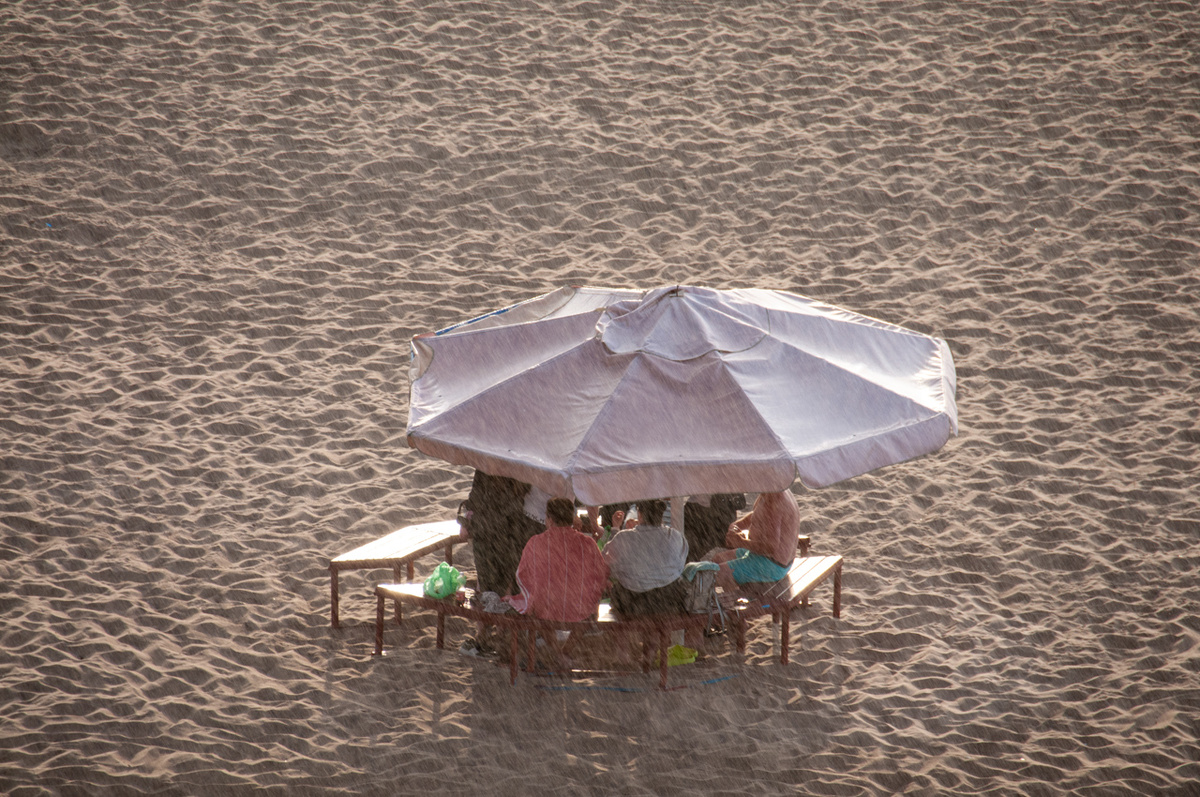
top-left (371, 548), bottom-right (844, 688)
top-left (328, 519), bottom-right (463, 628)
top-left (372, 582), bottom-right (714, 690)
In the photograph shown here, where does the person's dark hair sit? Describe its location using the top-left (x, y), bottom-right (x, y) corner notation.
top-left (600, 503), bottom-right (630, 528)
top-left (635, 499), bottom-right (666, 526)
top-left (545, 497), bottom-right (577, 527)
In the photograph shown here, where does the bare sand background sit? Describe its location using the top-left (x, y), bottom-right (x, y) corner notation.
top-left (2, 0), bottom-right (1199, 794)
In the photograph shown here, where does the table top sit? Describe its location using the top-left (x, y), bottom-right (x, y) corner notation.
top-left (331, 519), bottom-right (462, 565)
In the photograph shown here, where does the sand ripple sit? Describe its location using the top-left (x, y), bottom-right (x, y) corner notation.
top-left (3, 0), bottom-right (1199, 794)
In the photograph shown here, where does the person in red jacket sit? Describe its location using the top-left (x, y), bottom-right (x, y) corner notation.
top-left (515, 497), bottom-right (610, 622)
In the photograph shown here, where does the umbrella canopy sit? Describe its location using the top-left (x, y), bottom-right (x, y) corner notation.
top-left (406, 285), bottom-right (957, 506)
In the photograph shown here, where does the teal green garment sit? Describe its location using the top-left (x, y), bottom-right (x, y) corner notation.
top-left (682, 561), bottom-right (719, 581)
top-left (727, 548), bottom-right (790, 584)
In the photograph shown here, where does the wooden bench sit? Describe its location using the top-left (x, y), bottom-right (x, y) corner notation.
top-left (723, 554), bottom-right (842, 665)
top-left (328, 519), bottom-right (463, 628)
top-left (372, 583), bottom-right (715, 690)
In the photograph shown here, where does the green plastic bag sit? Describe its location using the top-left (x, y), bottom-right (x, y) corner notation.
top-left (423, 561), bottom-right (465, 599)
top-left (652, 644), bottom-right (698, 668)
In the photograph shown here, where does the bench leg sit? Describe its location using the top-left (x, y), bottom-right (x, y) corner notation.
top-left (373, 593), bottom-right (385, 656)
top-left (436, 610), bottom-right (445, 649)
top-left (798, 538), bottom-right (812, 607)
top-left (407, 561), bottom-right (415, 581)
top-left (330, 567), bottom-right (340, 628)
top-left (527, 630), bottom-right (536, 672)
top-left (833, 563), bottom-right (842, 618)
top-left (781, 612), bottom-right (791, 665)
top-left (510, 628), bottom-right (520, 684)
top-left (659, 628), bottom-right (670, 690)
top-left (444, 543), bottom-right (454, 566)
top-left (392, 565), bottom-right (405, 625)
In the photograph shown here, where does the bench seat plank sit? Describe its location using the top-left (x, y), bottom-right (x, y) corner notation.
top-left (761, 555), bottom-right (843, 608)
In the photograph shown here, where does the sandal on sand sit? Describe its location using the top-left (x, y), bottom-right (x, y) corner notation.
top-left (459, 636), bottom-right (497, 658)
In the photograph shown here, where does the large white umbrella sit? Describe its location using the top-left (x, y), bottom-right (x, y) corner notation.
top-left (405, 285), bottom-right (957, 506)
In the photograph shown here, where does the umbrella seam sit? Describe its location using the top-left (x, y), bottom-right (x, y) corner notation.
top-left (745, 318), bottom-right (956, 418)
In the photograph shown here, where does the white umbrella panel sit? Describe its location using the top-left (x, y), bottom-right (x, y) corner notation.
top-left (405, 285), bottom-right (957, 506)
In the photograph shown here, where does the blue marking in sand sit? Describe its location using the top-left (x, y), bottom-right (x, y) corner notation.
top-left (536, 684), bottom-right (646, 693)
top-left (535, 674), bottom-right (739, 693)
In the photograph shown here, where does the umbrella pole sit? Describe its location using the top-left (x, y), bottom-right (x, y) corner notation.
top-left (670, 497), bottom-right (686, 536)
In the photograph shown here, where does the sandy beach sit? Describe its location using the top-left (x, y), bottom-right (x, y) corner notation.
top-left (2, 0), bottom-right (1199, 794)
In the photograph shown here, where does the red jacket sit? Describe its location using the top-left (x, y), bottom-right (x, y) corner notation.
top-left (516, 526), bottom-right (609, 622)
